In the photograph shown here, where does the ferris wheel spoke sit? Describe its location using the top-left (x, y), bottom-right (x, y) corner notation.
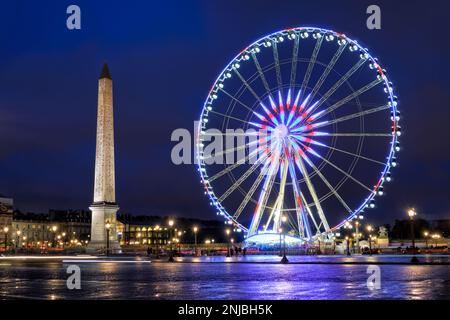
top-left (309, 42), bottom-right (347, 103)
top-left (291, 141), bottom-right (331, 232)
top-left (272, 40), bottom-right (283, 93)
top-left (297, 158), bottom-right (331, 233)
top-left (305, 132), bottom-right (391, 137)
top-left (232, 160), bottom-right (271, 220)
top-left (218, 152), bottom-right (270, 202)
top-left (299, 149), bottom-right (353, 213)
top-left (201, 132), bottom-right (273, 162)
top-left (308, 58), bottom-right (366, 116)
top-left (218, 86), bottom-right (256, 113)
top-left (208, 110), bottom-right (266, 129)
top-left (232, 69), bottom-right (265, 105)
top-left (289, 35), bottom-right (300, 89)
top-left (298, 141), bottom-right (374, 193)
top-left (264, 156), bottom-right (289, 232)
top-left (312, 78), bottom-right (384, 122)
top-left (207, 144), bottom-right (265, 182)
top-left (299, 37), bottom-right (324, 101)
top-left (299, 191), bottom-right (321, 235)
top-left (248, 146), bottom-right (281, 236)
top-left (251, 51), bottom-right (274, 100)
top-left (292, 135), bottom-right (386, 166)
top-left (287, 160), bottom-right (312, 238)
top-left (308, 104), bottom-right (390, 130)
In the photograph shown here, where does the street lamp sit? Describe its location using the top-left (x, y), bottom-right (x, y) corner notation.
top-left (366, 225), bottom-right (373, 255)
top-left (368, 235), bottom-right (374, 255)
top-left (423, 231), bottom-right (429, 249)
top-left (60, 232), bottom-right (66, 249)
top-left (408, 208), bottom-right (419, 263)
top-left (278, 228), bottom-right (283, 257)
top-left (16, 230), bottom-right (21, 248)
top-left (345, 236), bottom-right (351, 256)
top-left (168, 219), bottom-right (175, 262)
top-left (354, 220), bottom-right (361, 254)
top-left (177, 231), bottom-right (183, 254)
top-left (193, 226), bottom-right (198, 256)
top-left (105, 221), bottom-right (111, 256)
top-left (280, 216), bottom-right (289, 264)
top-left (51, 225), bottom-right (57, 248)
top-left (3, 227), bottom-right (9, 252)
top-left (344, 221), bottom-right (354, 253)
top-left (226, 229), bottom-right (231, 257)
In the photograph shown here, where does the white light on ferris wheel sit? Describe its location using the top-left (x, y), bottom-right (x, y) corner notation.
top-left (386, 172), bottom-right (392, 182)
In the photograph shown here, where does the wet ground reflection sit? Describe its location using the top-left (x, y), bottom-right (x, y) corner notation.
top-left (0, 255), bottom-right (448, 299)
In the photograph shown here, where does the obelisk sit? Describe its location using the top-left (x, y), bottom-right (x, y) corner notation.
top-left (87, 64), bottom-right (121, 253)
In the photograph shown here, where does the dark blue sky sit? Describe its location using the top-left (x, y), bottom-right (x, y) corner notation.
top-left (0, 0), bottom-right (449, 225)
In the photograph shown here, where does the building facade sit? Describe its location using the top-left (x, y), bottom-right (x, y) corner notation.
top-left (116, 219), bottom-right (170, 247)
top-left (7, 210), bottom-right (91, 249)
top-left (0, 196), bottom-right (13, 228)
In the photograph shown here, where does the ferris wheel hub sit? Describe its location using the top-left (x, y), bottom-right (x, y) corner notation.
top-left (273, 124), bottom-right (289, 140)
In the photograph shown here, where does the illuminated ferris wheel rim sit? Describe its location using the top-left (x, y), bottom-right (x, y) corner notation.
top-left (196, 26), bottom-right (400, 237)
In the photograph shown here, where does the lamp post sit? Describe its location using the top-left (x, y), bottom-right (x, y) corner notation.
top-left (344, 221), bottom-right (353, 256)
top-left (57, 235), bottom-right (62, 248)
top-left (226, 229), bottom-right (231, 257)
top-left (105, 221), bottom-right (111, 256)
top-left (61, 232), bottom-right (66, 249)
top-left (193, 226), bottom-right (198, 256)
top-left (345, 237), bottom-right (351, 256)
top-left (423, 231), bottom-right (429, 249)
top-left (3, 227), bottom-right (9, 252)
top-left (345, 236), bottom-right (351, 256)
top-left (366, 225), bottom-right (373, 256)
top-left (354, 221), bottom-right (360, 254)
top-left (16, 230), bottom-right (21, 249)
top-left (408, 208), bottom-right (419, 263)
top-left (177, 231), bottom-right (183, 254)
top-left (280, 216), bottom-right (289, 264)
top-left (168, 219), bottom-right (175, 262)
top-left (277, 228), bottom-right (283, 257)
top-left (51, 225), bottom-right (57, 248)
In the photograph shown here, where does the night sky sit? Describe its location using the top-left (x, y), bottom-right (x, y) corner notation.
top-left (0, 0), bottom-right (449, 225)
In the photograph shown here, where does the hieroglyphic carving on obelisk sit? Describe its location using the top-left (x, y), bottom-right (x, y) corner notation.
top-left (88, 64), bottom-right (121, 253)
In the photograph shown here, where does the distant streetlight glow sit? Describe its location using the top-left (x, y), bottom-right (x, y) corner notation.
top-left (408, 208), bottom-right (417, 218)
top-left (407, 208), bottom-right (419, 263)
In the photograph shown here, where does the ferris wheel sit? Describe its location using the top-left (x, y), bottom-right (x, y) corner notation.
top-left (196, 27), bottom-right (400, 242)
